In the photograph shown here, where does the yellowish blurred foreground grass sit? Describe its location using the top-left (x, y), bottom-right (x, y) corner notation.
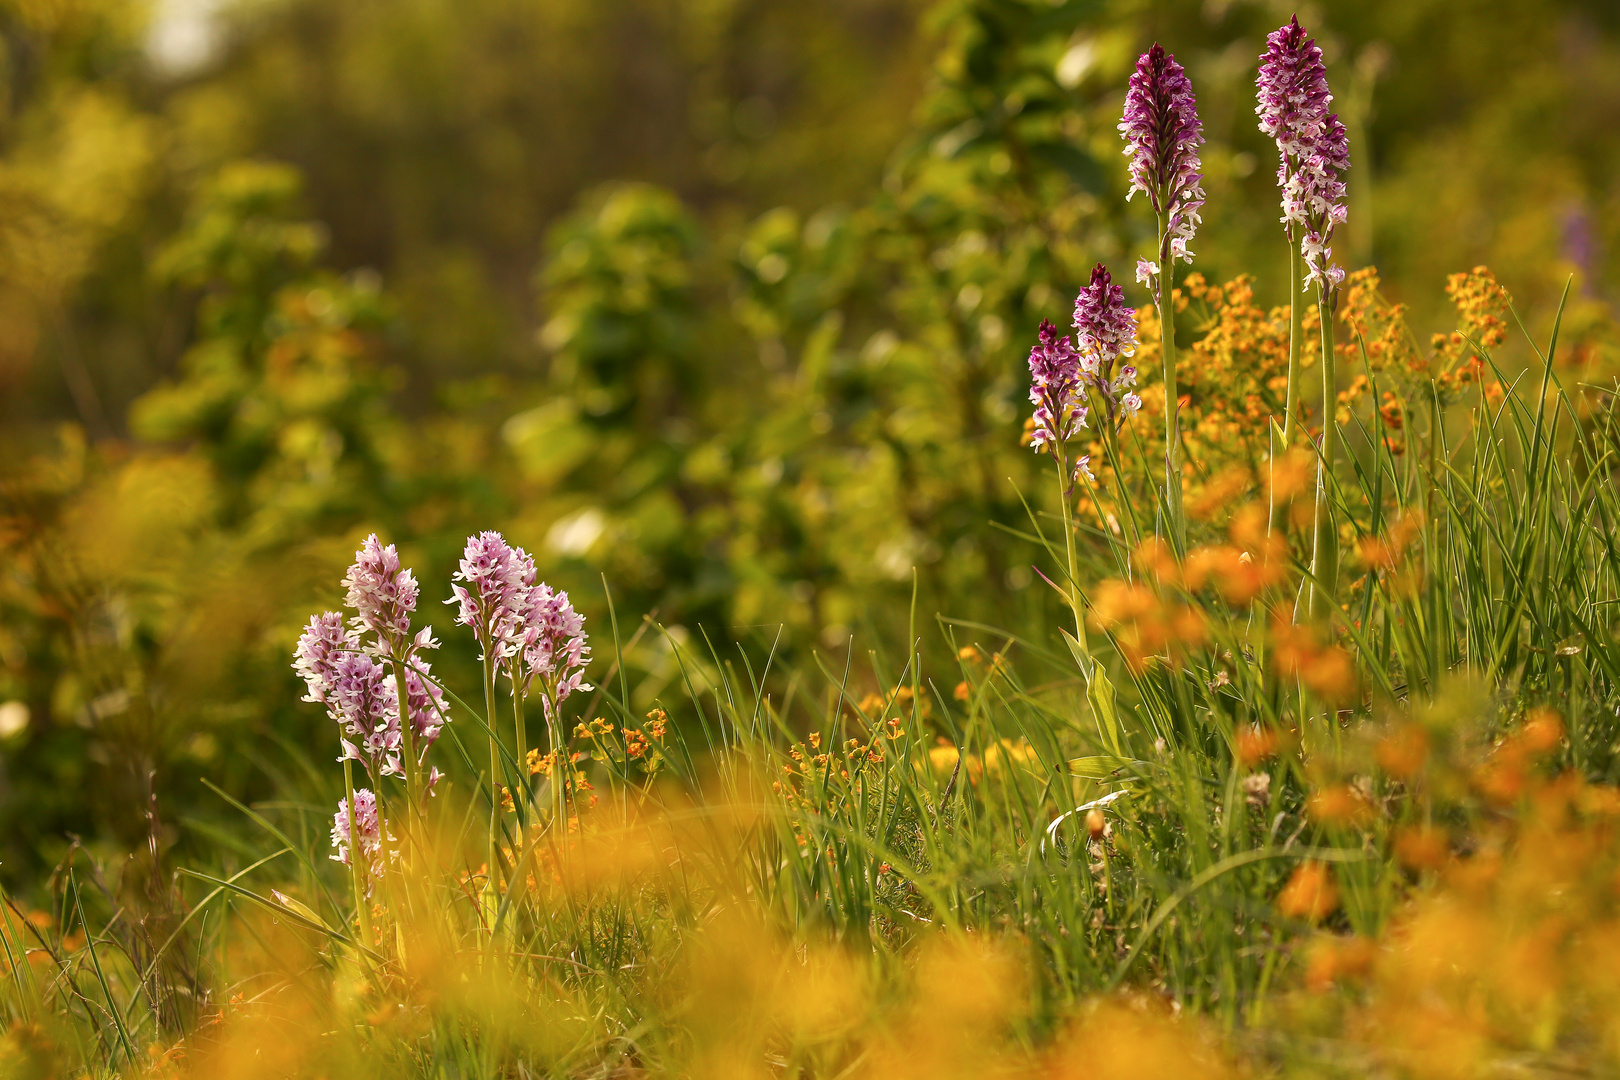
top-left (4, 707), bottom-right (1620, 1078)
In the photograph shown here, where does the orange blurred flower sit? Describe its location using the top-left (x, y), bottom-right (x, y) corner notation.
top-left (1277, 861), bottom-right (1340, 922)
top-left (1089, 579), bottom-right (1207, 672)
top-left (1307, 784), bottom-right (1375, 828)
top-left (1270, 619), bottom-right (1356, 703)
top-left (1304, 934), bottom-right (1376, 991)
top-left (1394, 825), bottom-right (1449, 872)
top-left (1234, 725), bottom-right (1282, 767)
top-left (1375, 724), bottom-right (1429, 780)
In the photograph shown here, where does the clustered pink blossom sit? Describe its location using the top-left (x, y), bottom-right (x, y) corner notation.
top-left (295, 536), bottom-right (452, 871)
top-left (1256, 16), bottom-right (1349, 292)
top-left (330, 787), bottom-right (392, 890)
top-left (511, 584), bottom-right (593, 713)
top-left (450, 531), bottom-right (592, 713)
top-left (449, 531), bottom-right (534, 662)
top-left (1118, 43), bottom-right (1205, 289)
top-left (342, 535), bottom-right (423, 652)
top-left (295, 612), bottom-right (403, 779)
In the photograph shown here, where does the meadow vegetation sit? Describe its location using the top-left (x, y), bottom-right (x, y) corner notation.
top-left (2, 1), bottom-right (1620, 1077)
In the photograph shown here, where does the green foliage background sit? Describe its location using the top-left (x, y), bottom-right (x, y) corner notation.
top-left (1, 0), bottom-right (1618, 882)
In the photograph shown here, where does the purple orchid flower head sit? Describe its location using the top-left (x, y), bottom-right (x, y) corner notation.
top-left (1256, 16), bottom-right (1349, 292)
top-left (1119, 43), bottom-right (1205, 288)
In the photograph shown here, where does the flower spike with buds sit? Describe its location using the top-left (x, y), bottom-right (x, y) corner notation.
top-left (343, 534), bottom-right (425, 655)
top-left (1257, 15), bottom-right (1351, 618)
top-left (510, 584), bottom-right (593, 715)
top-left (1072, 264), bottom-right (1142, 433)
top-left (330, 787), bottom-right (393, 893)
top-left (1119, 43), bottom-right (1203, 549)
top-left (1119, 43), bottom-right (1205, 286)
top-left (294, 613), bottom-right (403, 780)
top-left (1257, 16), bottom-right (1349, 294)
top-left (1027, 319), bottom-right (1085, 453)
top-left (1023, 263), bottom-right (1141, 686)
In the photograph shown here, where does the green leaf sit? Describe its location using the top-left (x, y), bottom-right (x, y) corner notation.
top-left (1085, 661), bottom-right (1122, 757)
top-left (1065, 754), bottom-right (1143, 778)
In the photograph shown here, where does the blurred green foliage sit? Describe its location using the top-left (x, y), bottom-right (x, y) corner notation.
top-left (2, 0), bottom-right (1619, 881)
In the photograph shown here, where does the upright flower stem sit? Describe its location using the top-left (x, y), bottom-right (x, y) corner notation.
top-left (511, 688), bottom-right (528, 852)
top-left (1157, 215), bottom-right (1186, 554)
top-left (391, 659), bottom-right (422, 830)
top-left (1055, 450), bottom-right (1090, 668)
top-left (342, 759), bottom-right (373, 952)
top-left (1308, 287), bottom-right (1340, 621)
top-left (1282, 236), bottom-right (1303, 452)
top-left (481, 655), bottom-right (501, 929)
top-left (542, 684), bottom-right (571, 881)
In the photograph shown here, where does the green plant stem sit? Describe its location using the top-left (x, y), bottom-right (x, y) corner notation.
top-left (1309, 283), bottom-right (1340, 621)
top-left (1158, 218), bottom-right (1185, 553)
top-left (342, 758), bottom-right (373, 953)
top-left (1055, 448), bottom-right (1090, 672)
top-left (391, 659), bottom-right (421, 829)
top-left (512, 689), bottom-right (528, 852)
top-left (482, 654), bottom-right (500, 934)
top-left (1283, 236), bottom-right (1303, 451)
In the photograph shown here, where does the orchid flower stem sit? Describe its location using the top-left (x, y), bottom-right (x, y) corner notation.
top-left (1157, 215), bottom-right (1186, 555)
top-left (1055, 448), bottom-right (1091, 675)
top-left (482, 651), bottom-right (500, 938)
top-left (1282, 234), bottom-right (1303, 454)
top-left (342, 758), bottom-right (373, 954)
top-left (544, 684), bottom-right (570, 879)
top-left (512, 688), bottom-right (528, 853)
top-left (1308, 283), bottom-right (1340, 622)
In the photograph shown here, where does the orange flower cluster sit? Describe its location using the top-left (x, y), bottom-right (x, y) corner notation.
top-left (1277, 860), bottom-right (1339, 922)
top-left (1329, 767), bottom-right (1620, 1072)
top-left (1432, 266), bottom-right (1511, 404)
top-left (1473, 709), bottom-right (1564, 806)
top-left (926, 737), bottom-right (1039, 786)
top-left (1076, 276), bottom-right (1305, 527)
top-left (615, 708), bottom-right (670, 764)
top-left (1088, 575), bottom-right (1206, 673)
top-left (1269, 618), bottom-right (1356, 703)
top-left (1336, 267), bottom-right (1419, 379)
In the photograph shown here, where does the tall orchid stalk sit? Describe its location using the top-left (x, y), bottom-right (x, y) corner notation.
top-left (293, 535), bottom-right (444, 943)
top-left (450, 531), bottom-right (594, 902)
top-left (1257, 17), bottom-right (1350, 618)
top-left (1120, 43), bottom-right (1205, 553)
top-left (1028, 266), bottom-right (1142, 670)
top-left (450, 532), bottom-right (533, 900)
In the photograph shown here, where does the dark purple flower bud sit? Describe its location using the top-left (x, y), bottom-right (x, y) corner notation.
top-left (1073, 264), bottom-right (1138, 380)
top-left (1256, 17), bottom-right (1350, 291)
top-left (1025, 265), bottom-right (1142, 461)
top-left (1119, 43), bottom-right (1206, 281)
